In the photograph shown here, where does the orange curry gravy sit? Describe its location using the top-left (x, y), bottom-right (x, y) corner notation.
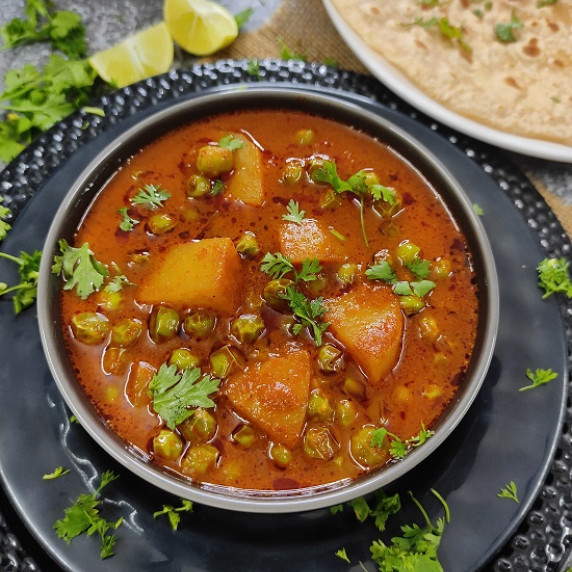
top-left (60, 109), bottom-right (479, 492)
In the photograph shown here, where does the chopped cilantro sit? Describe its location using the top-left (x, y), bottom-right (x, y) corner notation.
top-left (329, 504), bottom-right (344, 515)
top-left (148, 364), bottom-right (220, 430)
top-left (234, 7), bottom-right (254, 28)
top-left (52, 239), bottom-right (108, 300)
top-left (117, 207), bottom-right (139, 231)
top-left (329, 227), bottom-right (346, 242)
top-left (472, 203), bottom-right (484, 216)
top-left (281, 285), bottom-right (329, 346)
top-left (130, 184), bottom-right (171, 209)
top-left (153, 499), bottom-right (193, 531)
top-left (371, 424), bottom-right (435, 460)
top-left (0, 248), bottom-right (41, 313)
top-left (282, 199), bottom-right (305, 224)
top-left (278, 39), bottom-right (306, 61)
top-left (519, 367), bottom-right (558, 392)
top-left (334, 547), bottom-right (351, 563)
top-left (245, 58), bottom-right (261, 79)
top-left (405, 16), bottom-right (471, 52)
top-left (260, 252), bottom-right (321, 284)
top-left (497, 481), bottom-right (519, 503)
top-left (211, 179), bottom-right (226, 196)
top-left (104, 274), bottom-right (134, 293)
top-left (1, 0), bottom-right (87, 58)
top-left (537, 257), bottom-right (572, 298)
top-left (53, 470), bottom-right (122, 559)
top-left (405, 258), bottom-right (431, 279)
top-left (494, 11), bottom-right (523, 43)
top-left (42, 466), bottom-right (70, 480)
top-left (365, 261), bottom-right (398, 284)
top-left (218, 134), bottom-right (245, 151)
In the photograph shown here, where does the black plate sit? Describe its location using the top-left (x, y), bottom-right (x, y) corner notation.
top-left (0, 66), bottom-right (568, 571)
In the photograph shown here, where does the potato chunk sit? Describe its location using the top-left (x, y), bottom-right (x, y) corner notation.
top-left (326, 283), bottom-right (404, 385)
top-left (137, 238), bottom-right (242, 315)
top-left (224, 350), bottom-right (311, 448)
top-left (226, 135), bottom-right (264, 206)
top-left (279, 219), bottom-right (347, 263)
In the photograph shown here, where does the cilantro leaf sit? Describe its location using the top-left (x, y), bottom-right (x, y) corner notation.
top-left (411, 280), bottom-right (436, 298)
top-left (495, 11), bottom-right (523, 43)
top-left (348, 496), bottom-right (371, 523)
top-left (52, 239), bottom-right (108, 300)
top-left (148, 364), bottom-right (220, 430)
top-left (53, 470), bottom-right (122, 559)
top-left (234, 8), bottom-right (254, 28)
top-left (42, 466), bottom-right (70, 480)
top-left (278, 39), bottom-right (307, 61)
top-left (118, 207), bottom-right (139, 231)
top-left (211, 179), bottom-right (226, 196)
top-left (0, 197), bottom-right (12, 240)
top-left (153, 499), bottom-right (193, 531)
top-left (130, 184), bottom-right (171, 209)
top-left (405, 258), bottom-right (431, 280)
top-left (0, 248), bottom-right (41, 313)
top-left (104, 274), bottom-right (134, 293)
top-left (281, 285), bottom-right (329, 346)
top-left (334, 547), bottom-right (351, 563)
top-left (218, 134), bottom-right (245, 151)
top-left (329, 504), bottom-right (344, 515)
top-left (282, 199), bottom-right (305, 224)
top-left (365, 261), bottom-right (398, 284)
top-left (519, 367), bottom-right (558, 392)
top-left (497, 480), bottom-right (519, 503)
top-left (245, 58), bottom-right (261, 79)
top-left (405, 16), bottom-right (472, 52)
top-left (260, 252), bottom-right (321, 283)
top-left (537, 257), bottom-right (572, 298)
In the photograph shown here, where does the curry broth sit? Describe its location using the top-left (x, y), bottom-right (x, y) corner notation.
top-left (60, 110), bottom-right (478, 491)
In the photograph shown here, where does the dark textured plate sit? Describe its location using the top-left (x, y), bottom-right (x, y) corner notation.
top-left (0, 62), bottom-right (569, 572)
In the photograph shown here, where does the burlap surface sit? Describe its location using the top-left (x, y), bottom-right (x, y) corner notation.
top-left (214, 0), bottom-right (572, 239)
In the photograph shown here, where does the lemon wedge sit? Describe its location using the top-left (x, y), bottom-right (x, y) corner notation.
top-left (88, 22), bottom-right (174, 88)
top-left (164, 0), bottom-right (238, 56)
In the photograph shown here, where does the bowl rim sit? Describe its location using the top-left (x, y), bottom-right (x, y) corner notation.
top-left (37, 86), bottom-right (499, 513)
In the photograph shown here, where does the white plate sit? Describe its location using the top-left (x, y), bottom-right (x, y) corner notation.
top-left (322, 0), bottom-right (572, 163)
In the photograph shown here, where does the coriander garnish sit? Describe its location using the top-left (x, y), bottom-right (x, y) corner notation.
top-left (497, 480), bottom-right (519, 503)
top-left (519, 367), bottom-right (558, 392)
top-left (153, 499), bottom-right (193, 531)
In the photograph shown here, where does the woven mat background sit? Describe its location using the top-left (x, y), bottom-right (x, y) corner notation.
top-left (213, 0), bottom-right (572, 238)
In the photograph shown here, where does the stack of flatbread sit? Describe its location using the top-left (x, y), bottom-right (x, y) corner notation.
top-left (329, 0), bottom-right (571, 147)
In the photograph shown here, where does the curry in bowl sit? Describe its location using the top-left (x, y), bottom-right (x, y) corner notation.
top-left (43, 92), bottom-right (493, 505)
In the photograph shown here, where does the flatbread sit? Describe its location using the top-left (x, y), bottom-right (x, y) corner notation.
top-left (329, 0), bottom-right (572, 146)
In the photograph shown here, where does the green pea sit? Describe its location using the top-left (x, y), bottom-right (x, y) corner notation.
top-left (153, 429), bottom-right (183, 460)
top-left (269, 443), bottom-right (292, 468)
top-left (234, 232), bottom-right (259, 258)
top-left (169, 348), bottom-right (201, 371)
top-left (178, 408), bottom-right (217, 444)
top-left (111, 318), bottom-right (143, 347)
top-left (182, 444), bottom-right (220, 477)
top-left (149, 306), bottom-right (180, 343)
top-left (186, 174), bottom-right (211, 198)
top-left (262, 278), bottom-right (294, 312)
top-left (303, 426), bottom-right (338, 460)
top-left (317, 344), bottom-right (344, 374)
top-left (351, 426), bottom-right (389, 468)
top-left (399, 295), bottom-right (425, 316)
top-left (396, 241), bottom-right (421, 265)
top-left (209, 345), bottom-right (245, 378)
top-left (281, 162), bottom-right (303, 185)
top-left (294, 128), bottom-right (314, 145)
top-left (337, 263), bottom-right (358, 286)
top-left (233, 425), bottom-right (256, 448)
top-left (184, 310), bottom-right (216, 338)
top-left (308, 389), bottom-right (334, 422)
top-left (71, 312), bottom-right (109, 345)
top-left (196, 145), bottom-right (233, 177)
top-left (231, 314), bottom-right (265, 344)
top-left (335, 399), bottom-right (358, 427)
top-left (147, 213), bottom-right (176, 235)
top-left (432, 258), bottom-right (451, 280)
top-left (341, 376), bottom-right (366, 401)
top-left (418, 315), bottom-right (440, 343)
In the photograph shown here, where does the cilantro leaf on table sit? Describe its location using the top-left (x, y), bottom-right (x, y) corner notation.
top-left (53, 470), bottom-right (122, 559)
top-left (519, 367), bottom-right (558, 392)
top-left (537, 257), bottom-right (572, 298)
top-left (0, 248), bottom-right (41, 314)
top-left (148, 364), bottom-right (220, 430)
top-left (1, 0), bottom-right (87, 59)
top-left (0, 55), bottom-right (97, 162)
top-left (153, 499), bottom-right (193, 531)
top-left (52, 239), bottom-right (108, 300)
top-left (130, 184), bottom-right (171, 209)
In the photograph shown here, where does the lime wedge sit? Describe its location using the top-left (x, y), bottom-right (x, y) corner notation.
top-left (164, 0), bottom-right (239, 56)
top-left (88, 22), bottom-right (174, 88)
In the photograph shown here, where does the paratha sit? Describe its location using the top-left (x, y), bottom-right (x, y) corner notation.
top-left (328, 0), bottom-right (572, 147)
